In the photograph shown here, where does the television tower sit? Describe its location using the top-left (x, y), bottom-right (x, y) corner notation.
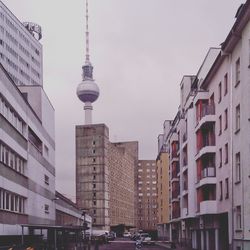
top-left (76, 0), bottom-right (99, 125)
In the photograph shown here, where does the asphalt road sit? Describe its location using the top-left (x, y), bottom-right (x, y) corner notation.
top-left (98, 238), bottom-right (167, 250)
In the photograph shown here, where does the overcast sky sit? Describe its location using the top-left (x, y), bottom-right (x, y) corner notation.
top-left (3, 0), bottom-right (244, 200)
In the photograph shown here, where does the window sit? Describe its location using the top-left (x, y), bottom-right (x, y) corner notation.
top-left (235, 58), bottom-right (240, 85)
top-left (236, 206), bottom-right (242, 230)
top-left (44, 175), bottom-right (49, 185)
top-left (93, 183), bottom-right (96, 189)
top-left (92, 158), bottom-right (96, 163)
top-left (219, 115), bottom-right (222, 135)
top-left (225, 178), bottom-right (229, 199)
top-left (236, 104), bottom-right (240, 132)
top-left (235, 152), bottom-right (241, 183)
top-left (225, 144), bottom-right (228, 164)
top-left (219, 181), bottom-right (223, 201)
top-left (93, 200), bottom-right (96, 206)
top-left (219, 148), bottom-right (222, 168)
top-left (224, 109), bottom-right (228, 130)
top-left (45, 204), bottom-right (49, 214)
top-left (224, 73), bottom-right (228, 95)
top-left (93, 175), bottom-right (96, 180)
top-left (218, 82), bottom-right (222, 103)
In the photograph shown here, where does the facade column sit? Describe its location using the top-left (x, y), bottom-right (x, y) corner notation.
top-left (206, 230), bottom-right (209, 250)
top-left (215, 229), bottom-right (219, 250)
top-left (170, 223), bottom-right (172, 242)
top-left (201, 230), bottom-right (204, 250)
top-left (192, 230), bottom-right (198, 249)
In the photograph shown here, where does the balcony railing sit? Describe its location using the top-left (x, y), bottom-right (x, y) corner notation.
top-left (201, 167), bottom-right (216, 179)
top-left (201, 104), bottom-right (215, 119)
top-left (172, 151), bottom-right (178, 158)
top-left (172, 188), bottom-right (180, 199)
top-left (172, 209), bottom-right (180, 219)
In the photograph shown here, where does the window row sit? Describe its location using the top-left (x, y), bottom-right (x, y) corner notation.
top-left (0, 188), bottom-right (26, 214)
top-left (0, 142), bottom-right (25, 174)
top-left (0, 95), bottom-right (26, 135)
top-left (5, 30), bottom-right (18, 46)
top-left (5, 43), bottom-right (18, 59)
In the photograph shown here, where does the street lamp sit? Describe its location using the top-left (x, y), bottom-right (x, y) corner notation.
top-left (81, 210), bottom-right (90, 250)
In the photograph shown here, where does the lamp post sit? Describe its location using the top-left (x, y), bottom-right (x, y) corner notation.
top-left (81, 210), bottom-right (90, 250)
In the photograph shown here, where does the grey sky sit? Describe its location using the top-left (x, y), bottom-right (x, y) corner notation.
top-left (3, 0), bottom-right (243, 200)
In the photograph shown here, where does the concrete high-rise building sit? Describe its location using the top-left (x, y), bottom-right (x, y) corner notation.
top-left (76, 124), bottom-right (138, 230)
top-left (136, 160), bottom-right (158, 233)
top-left (0, 1), bottom-right (43, 86)
top-left (158, 1), bottom-right (250, 249)
top-left (75, 0), bottom-right (138, 232)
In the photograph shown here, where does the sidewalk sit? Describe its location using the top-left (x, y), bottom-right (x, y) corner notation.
top-left (155, 242), bottom-right (191, 250)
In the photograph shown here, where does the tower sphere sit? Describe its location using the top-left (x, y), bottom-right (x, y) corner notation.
top-left (77, 79), bottom-right (100, 103)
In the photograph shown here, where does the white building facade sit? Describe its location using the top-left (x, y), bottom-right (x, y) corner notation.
top-left (0, 63), bottom-right (55, 235)
top-left (160, 1), bottom-right (250, 249)
top-left (0, 0), bottom-right (55, 238)
top-left (0, 0), bottom-right (43, 86)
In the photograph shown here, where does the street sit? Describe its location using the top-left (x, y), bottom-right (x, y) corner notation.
top-left (98, 238), bottom-right (167, 250)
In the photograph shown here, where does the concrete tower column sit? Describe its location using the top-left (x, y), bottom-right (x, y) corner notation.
top-left (84, 102), bottom-right (93, 124)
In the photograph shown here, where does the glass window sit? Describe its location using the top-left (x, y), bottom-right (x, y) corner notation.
top-left (224, 109), bottom-right (228, 130)
top-left (218, 82), bottom-right (222, 103)
top-left (235, 58), bottom-right (240, 85)
top-left (236, 152), bottom-right (241, 183)
top-left (224, 73), bottom-right (228, 95)
top-left (225, 178), bottom-right (229, 199)
top-left (236, 205), bottom-right (241, 229)
top-left (236, 104), bottom-right (240, 131)
top-left (219, 115), bottom-right (222, 135)
top-left (225, 144), bottom-right (228, 164)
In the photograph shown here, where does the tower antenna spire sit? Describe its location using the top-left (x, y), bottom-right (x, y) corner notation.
top-left (85, 0), bottom-right (90, 63)
top-left (77, 0), bottom-right (100, 125)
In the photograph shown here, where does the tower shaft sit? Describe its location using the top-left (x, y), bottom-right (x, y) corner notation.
top-left (84, 102), bottom-right (93, 125)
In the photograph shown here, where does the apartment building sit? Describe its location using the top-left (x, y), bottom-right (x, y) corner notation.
top-left (0, 62), bottom-right (55, 237)
top-left (0, 1), bottom-right (43, 86)
top-left (136, 160), bottom-right (157, 233)
top-left (76, 123), bottom-right (138, 231)
top-left (159, 1), bottom-right (250, 249)
top-left (156, 124), bottom-right (171, 240)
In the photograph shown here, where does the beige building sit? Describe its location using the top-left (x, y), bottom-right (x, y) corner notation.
top-left (156, 144), bottom-right (170, 240)
top-left (136, 160), bottom-right (158, 232)
top-left (76, 123), bottom-right (138, 231)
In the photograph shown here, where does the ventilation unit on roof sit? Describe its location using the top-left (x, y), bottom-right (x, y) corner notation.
top-left (23, 22), bottom-right (42, 40)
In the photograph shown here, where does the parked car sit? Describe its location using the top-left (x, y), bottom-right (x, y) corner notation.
top-left (139, 233), bottom-right (152, 245)
top-left (107, 231), bottom-right (116, 241)
top-left (123, 232), bottom-right (131, 238)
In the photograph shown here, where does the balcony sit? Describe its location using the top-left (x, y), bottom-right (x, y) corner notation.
top-left (196, 104), bottom-right (215, 131)
top-left (199, 200), bottom-right (217, 215)
top-left (201, 167), bottom-right (215, 179)
top-left (196, 132), bottom-right (216, 160)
